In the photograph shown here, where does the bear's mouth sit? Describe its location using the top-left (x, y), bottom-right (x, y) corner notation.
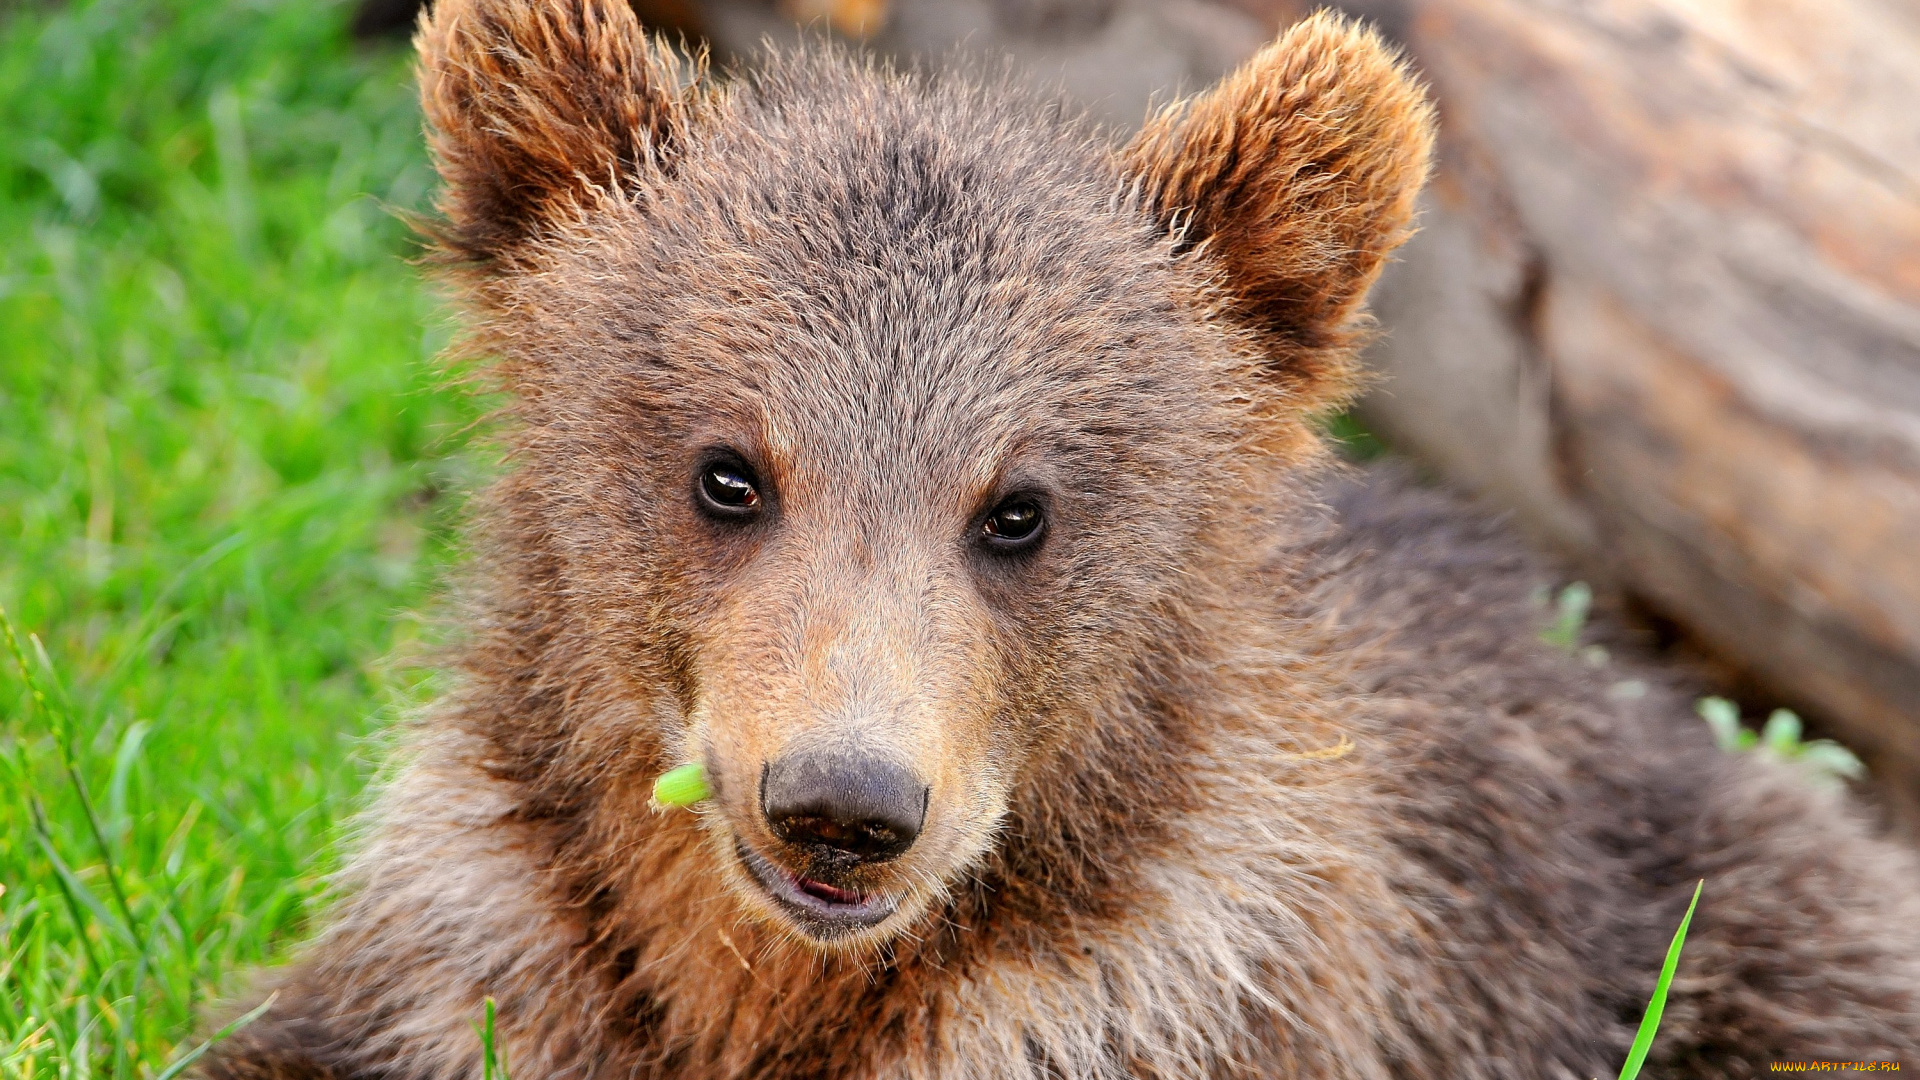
top-left (734, 840), bottom-right (897, 939)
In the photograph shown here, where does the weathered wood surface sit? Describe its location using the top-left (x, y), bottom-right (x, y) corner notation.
top-left (1303, 0), bottom-right (1920, 789)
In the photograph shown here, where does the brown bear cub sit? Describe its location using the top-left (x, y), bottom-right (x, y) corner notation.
top-left (204, 1), bottom-right (1920, 1076)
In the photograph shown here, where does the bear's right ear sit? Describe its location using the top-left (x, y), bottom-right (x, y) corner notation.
top-left (1120, 12), bottom-right (1435, 412)
top-left (417, 0), bottom-right (703, 265)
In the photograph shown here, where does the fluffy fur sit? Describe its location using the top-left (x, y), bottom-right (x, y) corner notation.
top-left (201, 4), bottom-right (1920, 1078)
top-left (1122, 14), bottom-right (1433, 410)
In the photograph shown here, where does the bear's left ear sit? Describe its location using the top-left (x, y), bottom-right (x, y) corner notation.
top-left (417, 0), bottom-right (705, 267)
top-left (1121, 11), bottom-right (1435, 409)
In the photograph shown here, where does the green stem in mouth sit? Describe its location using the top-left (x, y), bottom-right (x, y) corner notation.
top-left (652, 762), bottom-right (711, 808)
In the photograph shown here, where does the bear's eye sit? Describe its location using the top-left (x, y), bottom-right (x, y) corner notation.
top-left (981, 498), bottom-right (1044, 550)
top-left (698, 460), bottom-right (762, 518)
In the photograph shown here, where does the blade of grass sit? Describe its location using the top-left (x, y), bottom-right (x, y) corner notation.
top-left (151, 992), bottom-right (277, 1080)
top-left (31, 827), bottom-right (129, 946)
top-left (23, 799), bottom-right (106, 979)
top-left (118, 937), bottom-right (155, 1080)
top-left (1617, 880), bottom-right (1703, 1080)
top-left (4, 703), bottom-right (111, 978)
top-left (473, 996), bottom-right (511, 1080)
top-left (4, 607), bottom-right (143, 937)
top-left (107, 718), bottom-right (151, 838)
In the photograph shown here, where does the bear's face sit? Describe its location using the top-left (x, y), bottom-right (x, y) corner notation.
top-left (418, 0), bottom-right (1431, 947)
top-left (512, 108), bottom-right (1256, 942)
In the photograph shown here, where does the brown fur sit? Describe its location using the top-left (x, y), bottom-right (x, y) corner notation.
top-left (201, 4), bottom-right (1920, 1078)
top-left (1122, 15), bottom-right (1432, 411)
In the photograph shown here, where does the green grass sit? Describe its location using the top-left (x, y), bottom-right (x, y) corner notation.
top-left (0, 0), bottom-right (480, 1073)
top-left (474, 998), bottom-right (510, 1080)
top-left (1616, 881), bottom-right (1702, 1080)
top-left (1696, 697), bottom-right (1866, 789)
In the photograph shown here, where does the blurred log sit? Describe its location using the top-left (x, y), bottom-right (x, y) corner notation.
top-left (855, 0), bottom-right (1265, 129)
top-left (1297, 0), bottom-right (1920, 789)
top-left (704, 0), bottom-right (1266, 130)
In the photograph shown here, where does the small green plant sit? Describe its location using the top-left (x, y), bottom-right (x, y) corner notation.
top-left (652, 761), bottom-right (711, 808)
top-left (1540, 581), bottom-right (1610, 667)
top-left (474, 997), bottom-right (512, 1080)
top-left (1614, 881), bottom-right (1703, 1080)
top-left (1696, 697), bottom-right (1864, 788)
top-left (1540, 581), bottom-right (1592, 652)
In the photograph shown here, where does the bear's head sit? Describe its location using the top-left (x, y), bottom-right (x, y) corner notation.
top-left (416, 0), bottom-right (1432, 949)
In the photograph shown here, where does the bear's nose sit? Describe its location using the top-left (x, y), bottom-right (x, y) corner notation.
top-left (761, 751), bottom-right (927, 862)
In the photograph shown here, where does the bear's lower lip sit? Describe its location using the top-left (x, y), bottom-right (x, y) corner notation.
top-left (734, 841), bottom-right (897, 938)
